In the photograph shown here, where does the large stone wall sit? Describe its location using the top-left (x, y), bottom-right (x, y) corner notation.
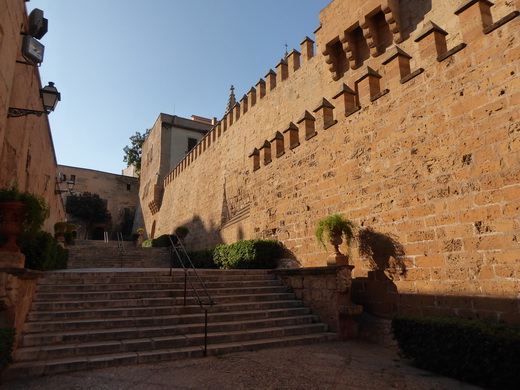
top-left (0, 0), bottom-right (66, 232)
top-left (141, 0), bottom-right (519, 322)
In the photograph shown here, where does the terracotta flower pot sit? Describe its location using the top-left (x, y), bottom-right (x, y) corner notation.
top-left (0, 201), bottom-right (26, 252)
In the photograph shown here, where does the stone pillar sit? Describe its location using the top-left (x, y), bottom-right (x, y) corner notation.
top-left (301, 36), bottom-right (315, 64)
top-left (256, 79), bottom-right (266, 100)
top-left (313, 98), bottom-right (337, 130)
top-left (283, 122), bottom-right (300, 149)
top-left (297, 111), bottom-right (317, 140)
top-left (276, 59), bottom-right (289, 82)
top-left (336, 266), bottom-right (363, 340)
top-left (355, 67), bottom-right (383, 106)
top-left (270, 131), bottom-right (285, 158)
top-left (414, 21), bottom-right (448, 60)
top-left (455, 0), bottom-right (494, 43)
top-left (249, 148), bottom-right (260, 171)
top-left (333, 83), bottom-right (359, 117)
top-left (265, 69), bottom-right (277, 92)
top-left (287, 49), bottom-right (301, 74)
top-left (381, 46), bottom-right (412, 86)
top-left (248, 87), bottom-right (257, 107)
top-left (259, 140), bottom-right (272, 165)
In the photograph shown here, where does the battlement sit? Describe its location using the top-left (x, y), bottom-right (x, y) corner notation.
top-left (163, 0), bottom-right (518, 188)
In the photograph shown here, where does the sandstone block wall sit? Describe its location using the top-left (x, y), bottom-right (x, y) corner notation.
top-left (0, 0), bottom-right (66, 232)
top-left (140, 0), bottom-right (520, 322)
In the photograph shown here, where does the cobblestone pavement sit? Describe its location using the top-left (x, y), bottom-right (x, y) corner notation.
top-left (2, 341), bottom-right (482, 390)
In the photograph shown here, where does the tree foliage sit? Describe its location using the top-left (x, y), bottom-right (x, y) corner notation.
top-left (123, 129), bottom-right (150, 177)
top-left (66, 192), bottom-right (111, 239)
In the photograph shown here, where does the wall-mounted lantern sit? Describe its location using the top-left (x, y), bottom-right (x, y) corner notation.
top-left (7, 82), bottom-right (61, 118)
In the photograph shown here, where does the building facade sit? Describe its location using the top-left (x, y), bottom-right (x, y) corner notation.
top-left (57, 165), bottom-right (140, 240)
top-left (0, 0), bottom-right (66, 233)
top-left (139, 113), bottom-right (214, 238)
top-left (139, 0), bottom-right (520, 322)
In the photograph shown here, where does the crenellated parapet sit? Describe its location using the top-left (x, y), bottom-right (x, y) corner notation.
top-left (163, 0), bottom-right (519, 188)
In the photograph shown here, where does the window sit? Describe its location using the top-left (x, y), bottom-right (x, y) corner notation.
top-left (126, 184), bottom-right (131, 191)
top-left (187, 137), bottom-right (197, 153)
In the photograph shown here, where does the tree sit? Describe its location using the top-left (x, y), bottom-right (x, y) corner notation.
top-left (66, 192), bottom-right (111, 239)
top-left (123, 129), bottom-right (150, 177)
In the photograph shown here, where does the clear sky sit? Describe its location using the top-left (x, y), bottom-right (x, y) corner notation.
top-left (27, 0), bottom-right (332, 175)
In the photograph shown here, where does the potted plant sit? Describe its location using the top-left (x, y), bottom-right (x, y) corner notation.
top-left (315, 214), bottom-right (356, 266)
top-left (0, 185), bottom-right (48, 252)
top-left (136, 228), bottom-right (144, 247)
top-left (174, 226), bottom-right (189, 245)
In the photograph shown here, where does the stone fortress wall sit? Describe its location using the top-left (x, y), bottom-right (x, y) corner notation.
top-left (140, 0), bottom-right (520, 322)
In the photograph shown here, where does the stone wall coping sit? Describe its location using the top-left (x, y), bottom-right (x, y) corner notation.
top-left (270, 265), bottom-right (354, 276)
top-left (0, 268), bottom-right (44, 280)
top-left (454, 0), bottom-right (494, 16)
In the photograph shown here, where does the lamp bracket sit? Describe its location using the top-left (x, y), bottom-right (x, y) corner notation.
top-left (7, 107), bottom-right (48, 118)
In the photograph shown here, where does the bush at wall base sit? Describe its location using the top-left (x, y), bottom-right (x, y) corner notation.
top-left (392, 315), bottom-right (520, 390)
top-left (0, 327), bottom-right (16, 379)
top-left (18, 231), bottom-right (68, 270)
top-left (213, 239), bottom-right (282, 269)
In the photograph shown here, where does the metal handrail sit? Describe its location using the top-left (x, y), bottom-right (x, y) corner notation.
top-left (116, 232), bottom-right (125, 267)
top-left (167, 234), bottom-right (216, 356)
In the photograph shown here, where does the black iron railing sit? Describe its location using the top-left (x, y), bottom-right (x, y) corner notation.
top-left (167, 235), bottom-right (216, 356)
top-left (116, 232), bottom-right (125, 267)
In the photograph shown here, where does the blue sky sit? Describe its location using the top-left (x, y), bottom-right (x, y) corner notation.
top-left (27, 0), bottom-right (331, 174)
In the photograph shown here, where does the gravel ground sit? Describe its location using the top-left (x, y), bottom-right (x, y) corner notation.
top-left (2, 341), bottom-right (482, 390)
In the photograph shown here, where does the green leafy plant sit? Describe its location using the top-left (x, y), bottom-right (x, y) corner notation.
top-left (392, 315), bottom-right (520, 390)
top-left (0, 185), bottom-right (49, 233)
top-left (65, 192), bottom-right (111, 239)
top-left (213, 239), bottom-right (281, 269)
top-left (0, 327), bottom-right (16, 376)
top-left (186, 249), bottom-right (217, 269)
top-left (19, 231), bottom-right (68, 270)
top-left (174, 226), bottom-right (189, 238)
top-left (315, 214), bottom-right (356, 250)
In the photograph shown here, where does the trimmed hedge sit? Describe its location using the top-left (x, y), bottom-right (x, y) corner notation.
top-left (0, 327), bottom-right (16, 375)
top-left (392, 315), bottom-right (520, 390)
top-left (213, 239), bottom-right (281, 269)
top-left (186, 249), bottom-right (217, 269)
top-left (18, 231), bottom-right (68, 270)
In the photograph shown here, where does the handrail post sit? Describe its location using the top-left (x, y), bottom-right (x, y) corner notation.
top-left (183, 270), bottom-right (187, 306)
top-left (204, 309), bottom-right (208, 356)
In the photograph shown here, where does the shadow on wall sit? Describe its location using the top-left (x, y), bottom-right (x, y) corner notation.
top-left (182, 214), bottom-right (224, 250)
top-left (353, 228), bottom-right (520, 323)
top-left (357, 227), bottom-right (407, 280)
top-left (399, 0), bottom-right (433, 42)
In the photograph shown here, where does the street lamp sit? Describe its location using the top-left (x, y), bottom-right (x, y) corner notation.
top-left (55, 179), bottom-right (75, 195)
top-left (7, 81), bottom-right (61, 118)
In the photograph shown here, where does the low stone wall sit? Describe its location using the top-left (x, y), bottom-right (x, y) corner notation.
top-left (0, 268), bottom-right (42, 348)
top-left (270, 265), bottom-right (362, 338)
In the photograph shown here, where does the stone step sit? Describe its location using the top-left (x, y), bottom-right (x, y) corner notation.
top-left (30, 292), bottom-right (296, 312)
top-left (20, 314), bottom-right (320, 347)
top-left (27, 300), bottom-right (304, 322)
top-left (37, 272), bottom-right (274, 285)
top-left (7, 333), bottom-right (337, 379)
top-left (23, 306), bottom-right (313, 333)
top-left (15, 323), bottom-right (328, 361)
top-left (36, 279), bottom-right (282, 292)
top-left (33, 285), bottom-right (287, 301)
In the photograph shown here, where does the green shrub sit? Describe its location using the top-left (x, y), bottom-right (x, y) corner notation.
top-left (392, 315), bottom-right (520, 390)
top-left (18, 231), bottom-right (68, 270)
top-left (186, 249), bottom-right (217, 269)
top-left (153, 234), bottom-right (175, 247)
top-left (213, 239), bottom-right (281, 269)
top-left (141, 239), bottom-right (153, 247)
top-left (0, 327), bottom-right (16, 375)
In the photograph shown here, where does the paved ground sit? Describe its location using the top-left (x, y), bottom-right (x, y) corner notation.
top-left (2, 341), bottom-right (481, 390)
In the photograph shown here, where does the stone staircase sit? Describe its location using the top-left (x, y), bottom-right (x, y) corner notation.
top-left (6, 268), bottom-right (336, 378)
top-left (67, 240), bottom-right (170, 268)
